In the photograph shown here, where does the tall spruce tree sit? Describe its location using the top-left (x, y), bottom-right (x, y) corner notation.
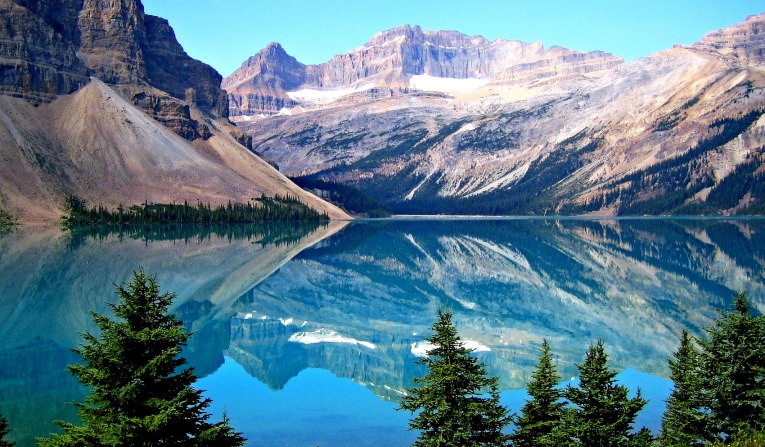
top-left (510, 339), bottom-right (566, 447)
top-left (698, 291), bottom-right (765, 441)
top-left (563, 339), bottom-right (649, 447)
top-left (659, 330), bottom-right (706, 446)
top-left (0, 414), bottom-right (14, 447)
top-left (399, 309), bottom-right (510, 447)
top-left (37, 270), bottom-right (245, 447)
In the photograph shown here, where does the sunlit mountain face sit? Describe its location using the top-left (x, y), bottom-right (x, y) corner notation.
top-left (228, 16), bottom-right (765, 216)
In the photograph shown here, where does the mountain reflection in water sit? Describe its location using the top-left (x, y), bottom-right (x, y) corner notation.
top-left (0, 218), bottom-right (762, 446)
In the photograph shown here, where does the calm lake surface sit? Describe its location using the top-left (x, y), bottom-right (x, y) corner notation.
top-left (1, 218), bottom-right (763, 447)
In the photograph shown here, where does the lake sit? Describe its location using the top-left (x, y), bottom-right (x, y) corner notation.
top-left (0, 218), bottom-right (763, 446)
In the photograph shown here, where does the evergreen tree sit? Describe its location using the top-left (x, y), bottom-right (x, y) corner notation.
top-left (37, 270), bottom-right (245, 447)
top-left (399, 309), bottom-right (510, 447)
top-left (0, 209), bottom-right (15, 232)
top-left (698, 291), bottom-right (765, 441)
top-left (564, 339), bottom-right (649, 447)
top-left (0, 414), bottom-right (14, 447)
top-left (659, 330), bottom-right (706, 447)
top-left (510, 339), bottom-right (566, 447)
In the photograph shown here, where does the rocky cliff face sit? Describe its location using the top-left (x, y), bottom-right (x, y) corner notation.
top-left (76, 0), bottom-right (147, 85)
top-left (232, 15), bottom-right (765, 216)
top-left (143, 15), bottom-right (228, 117)
top-left (693, 14), bottom-right (765, 65)
top-left (0, 0), bottom-right (89, 103)
top-left (0, 0), bottom-right (227, 131)
top-left (224, 25), bottom-right (622, 117)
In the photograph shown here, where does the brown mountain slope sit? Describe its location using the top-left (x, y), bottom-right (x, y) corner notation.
top-left (0, 0), bottom-right (348, 222)
top-left (0, 78), bottom-right (347, 222)
top-left (0, 79), bottom-right (347, 222)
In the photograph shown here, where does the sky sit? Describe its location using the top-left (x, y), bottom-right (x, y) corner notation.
top-left (141, 0), bottom-right (764, 77)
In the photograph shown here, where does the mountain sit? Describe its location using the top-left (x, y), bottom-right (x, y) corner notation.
top-left (224, 25), bottom-right (622, 119)
top-left (0, 0), bottom-right (347, 222)
top-left (226, 17), bottom-right (765, 216)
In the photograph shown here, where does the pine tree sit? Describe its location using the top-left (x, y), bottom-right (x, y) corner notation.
top-left (399, 309), bottom-right (510, 447)
top-left (37, 270), bottom-right (245, 447)
top-left (698, 291), bottom-right (765, 441)
top-left (564, 339), bottom-right (649, 447)
top-left (510, 339), bottom-right (566, 447)
top-left (0, 414), bottom-right (14, 447)
top-left (659, 330), bottom-right (706, 446)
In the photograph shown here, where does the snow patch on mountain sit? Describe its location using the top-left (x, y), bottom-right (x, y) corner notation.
top-left (287, 84), bottom-right (376, 103)
top-left (289, 328), bottom-right (377, 349)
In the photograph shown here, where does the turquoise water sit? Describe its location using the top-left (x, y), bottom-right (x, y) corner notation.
top-left (0, 218), bottom-right (762, 446)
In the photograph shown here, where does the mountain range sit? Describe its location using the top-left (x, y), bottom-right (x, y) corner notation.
top-left (1, 1), bottom-right (763, 219)
top-left (0, 0), bottom-right (347, 222)
top-left (226, 17), bottom-right (765, 215)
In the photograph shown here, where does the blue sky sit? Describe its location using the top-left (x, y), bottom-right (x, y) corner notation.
top-left (141, 0), bottom-right (764, 77)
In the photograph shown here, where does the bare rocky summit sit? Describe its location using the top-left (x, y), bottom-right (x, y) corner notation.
top-left (227, 16), bottom-right (765, 216)
top-left (0, 0), bottom-right (347, 222)
top-left (224, 25), bottom-right (622, 118)
top-left (692, 14), bottom-right (765, 65)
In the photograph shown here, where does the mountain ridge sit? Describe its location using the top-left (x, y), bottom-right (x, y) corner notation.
top-left (224, 24), bottom-right (623, 119)
top-left (227, 14), bottom-right (765, 216)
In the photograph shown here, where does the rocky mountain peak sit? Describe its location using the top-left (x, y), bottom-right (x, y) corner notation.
top-left (241, 42), bottom-right (291, 67)
top-left (0, 0), bottom-right (227, 117)
top-left (364, 24), bottom-right (425, 46)
top-left (693, 13), bottom-right (765, 65)
top-left (364, 24), bottom-right (489, 50)
top-left (223, 42), bottom-right (305, 91)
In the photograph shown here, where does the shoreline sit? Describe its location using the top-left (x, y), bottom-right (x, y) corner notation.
top-left (348, 214), bottom-right (765, 222)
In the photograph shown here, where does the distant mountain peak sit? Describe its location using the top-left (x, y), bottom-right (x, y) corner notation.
top-left (363, 24), bottom-right (490, 49)
top-left (223, 41), bottom-right (305, 91)
top-left (364, 24), bottom-right (424, 46)
top-left (238, 41), bottom-right (301, 70)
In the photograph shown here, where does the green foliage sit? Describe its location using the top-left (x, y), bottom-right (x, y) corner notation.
top-left (706, 151), bottom-right (765, 214)
top-left (0, 414), bottom-right (14, 447)
top-left (659, 330), bottom-right (706, 447)
top-left (563, 339), bottom-right (650, 447)
top-left (393, 132), bottom-right (601, 216)
top-left (65, 221), bottom-right (322, 250)
top-left (36, 270), bottom-right (246, 447)
top-left (290, 176), bottom-right (391, 217)
top-left (308, 130), bottom-right (368, 154)
top-left (399, 309), bottom-right (510, 447)
top-left (698, 292), bottom-right (765, 442)
top-left (615, 110), bottom-right (764, 216)
top-left (0, 209), bottom-right (16, 233)
top-left (658, 291), bottom-right (765, 445)
top-left (707, 430), bottom-right (765, 447)
top-left (62, 194), bottom-right (327, 227)
top-left (511, 340), bottom-right (566, 447)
